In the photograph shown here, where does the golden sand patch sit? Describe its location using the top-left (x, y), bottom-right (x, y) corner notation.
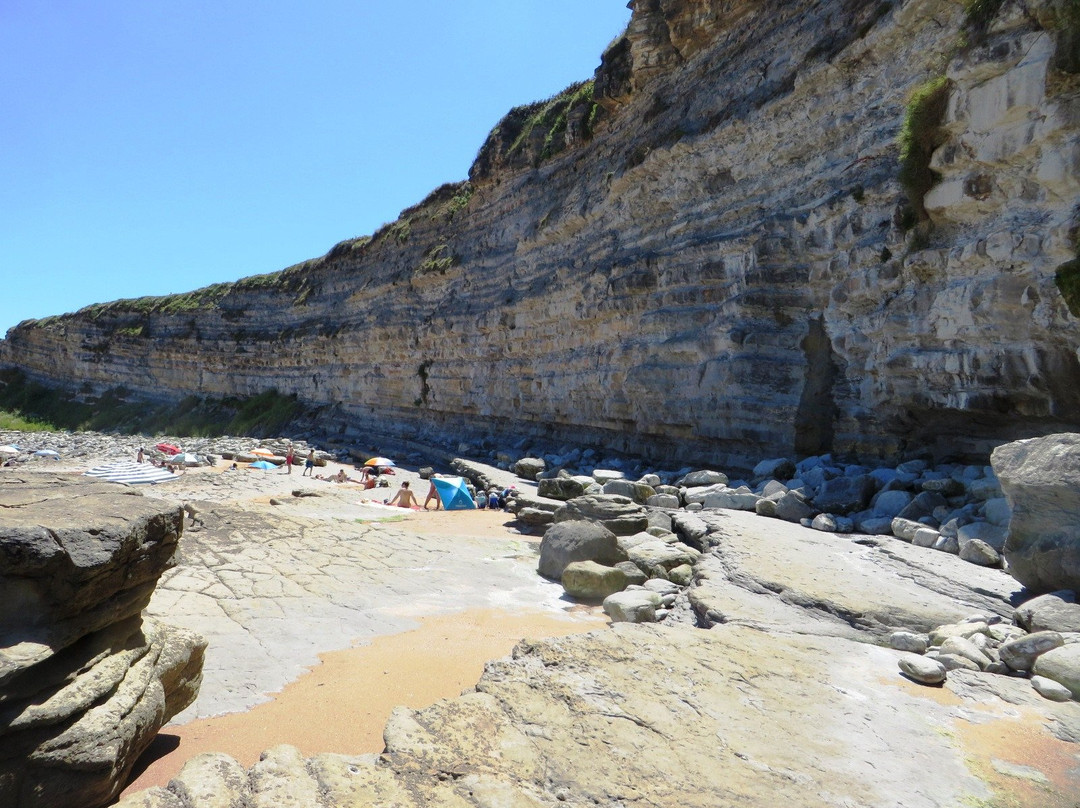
top-left (892, 675), bottom-right (1080, 807)
top-left (122, 607), bottom-right (606, 796)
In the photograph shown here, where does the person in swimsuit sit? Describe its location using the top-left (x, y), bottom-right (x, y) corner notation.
top-left (388, 481), bottom-right (419, 509)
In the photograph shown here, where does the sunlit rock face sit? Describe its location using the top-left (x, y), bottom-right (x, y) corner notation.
top-left (1, 0), bottom-right (1078, 466)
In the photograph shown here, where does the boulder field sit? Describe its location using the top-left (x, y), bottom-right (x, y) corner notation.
top-left (111, 433), bottom-right (1080, 807)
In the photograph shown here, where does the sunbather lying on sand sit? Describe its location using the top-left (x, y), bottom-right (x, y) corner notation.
top-left (315, 469), bottom-right (360, 483)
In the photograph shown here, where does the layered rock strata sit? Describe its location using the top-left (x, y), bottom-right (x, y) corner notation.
top-left (0, 475), bottom-right (206, 808)
top-left (1, 0), bottom-right (1078, 466)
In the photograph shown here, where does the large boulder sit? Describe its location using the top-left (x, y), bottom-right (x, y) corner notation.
top-left (602, 590), bottom-right (662, 623)
top-left (602, 479), bottom-right (656, 504)
top-left (1014, 591), bottom-right (1080, 633)
top-left (870, 489), bottom-right (913, 518)
top-left (646, 493), bottom-right (681, 508)
top-left (812, 475), bottom-right (875, 515)
top-left (698, 486), bottom-right (761, 511)
top-left (561, 561), bottom-right (628, 601)
top-left (753, 458), bottom-right (795, 481)
top-left (515, 507), bottom-right (556, 528)
top-left (992, 433), bottom-right (1080, 593)
top-left (624, 539), bottom-right (700, 580)
top-left (538, 476), bottom-right (588, 501)
top-left (0, 475), bottom-right (184, 681)
top-left (774, 491), bottom-right (814, 523)
top-left (896, 491), bottom-right (948, 523)
top-left (1032, 644), bottom-right (1080, 699)
top-left (998, 631), bottom-right (1064, 672)
top-left (679, 470), bottom-right (729, 487)
top-left (513, 457), bottom-right (546, 480)
top-left (553, 495), bottom-right (650, 536)
top-left (0, 475), bottom-right (204, 808)
top-left (0, 618), bottom-right (205, 808)
top-left (537, 520), bottom-right (625, 580)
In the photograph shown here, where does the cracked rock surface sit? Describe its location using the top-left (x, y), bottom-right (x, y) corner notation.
top-left (688, 509), bottom-right (1019, 637)
top-left (141, 498), bottom-right (574, 722)
top-left (116, 476), bottom-right (1080, 807)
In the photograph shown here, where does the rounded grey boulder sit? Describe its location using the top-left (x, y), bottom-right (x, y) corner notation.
top-left (538, 476), bottom-right (588, 501)
top-left (898, 654), bottom-right (946, 685)
top-left (561, 561), bottom-right (628, 601)
top-left (1031, 644), bottom-right (1080, 700)
top-left (553, 494), bottom-right (650, 536)
top-left (992, 433), bottom-right (1080, 593)
top-left (1014, 591), bottom-right (1080, 633)
top-left (514, 457), bottom-right (546, 480)
top-left (538, 520), bottom-right (625, 580)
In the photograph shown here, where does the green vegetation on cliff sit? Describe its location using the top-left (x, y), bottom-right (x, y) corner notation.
top-left (474, 79), bottom-right (601, 175)
top-left (963, 0), bottom-right (1005, 31)
top-left (0, 369), bottom-right (303, 437)
top-left (898, 75), bottom-right (951, 220)
top-left (75, 283), bottom-right (235, 320)
top-left (1057, 256), bottom-right (1080, 317)
top-left (1053, 0), bottom-right (1080, 73)
top-left (0, 410), bottom-right (54, 432)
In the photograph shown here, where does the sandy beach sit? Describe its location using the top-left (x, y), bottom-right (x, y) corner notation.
top-left (121, 607), bottom-right (605, 796)
top-left (25, 448), bottom-right (614, 799)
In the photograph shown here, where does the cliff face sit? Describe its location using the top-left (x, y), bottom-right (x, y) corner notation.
top-left (2, 0), bottom-right (1079, 465)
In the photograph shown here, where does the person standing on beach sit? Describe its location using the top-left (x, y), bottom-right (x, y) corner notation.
top-left (137, 447), bottom-right (144, 463)
top-left (285, 445), bottom-right (294, 474)
top-left (302, 449), bottom-right (315, 476)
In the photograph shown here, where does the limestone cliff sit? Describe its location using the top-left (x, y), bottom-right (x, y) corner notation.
top-left (2, 0), bottom-right (1078, 465)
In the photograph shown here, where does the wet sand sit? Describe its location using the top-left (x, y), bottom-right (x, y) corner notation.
top-left (122, 606), bottom-right (606, 796)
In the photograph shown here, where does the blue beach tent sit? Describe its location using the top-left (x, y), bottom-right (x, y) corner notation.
top-left (431, 476), bottom-right (476, 510)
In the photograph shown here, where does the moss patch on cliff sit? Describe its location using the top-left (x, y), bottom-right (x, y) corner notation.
top-left (898, 76), bottom-right (951, 220)
top-left (417, 244), bottom-right (457, 274)
top-left (1056, 256), bottom-right (1080, 317)
top-left (964, 0), bottom-right (1005, 33)
top-left (473, 80), bottom-right (600, 176)
top-left (438, 183), bottom-right (473, 221)
top-left (1052, 0), bottom-right (1080, 73)
top-left (76, 283), bottom-right (235, 320)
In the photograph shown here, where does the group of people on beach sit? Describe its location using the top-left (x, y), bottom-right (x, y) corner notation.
top-left (385, 479), bottom-right (516, 511)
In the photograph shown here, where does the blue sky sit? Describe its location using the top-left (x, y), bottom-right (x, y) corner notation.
top-left (0, 1), bottom-right (632, 337)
